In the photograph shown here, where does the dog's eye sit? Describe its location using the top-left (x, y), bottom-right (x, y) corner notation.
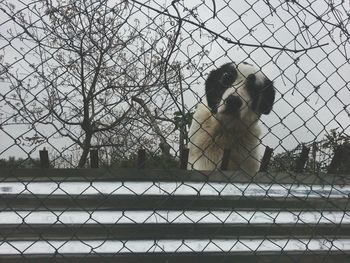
top-left (220, 72), bottom-right (234, 87)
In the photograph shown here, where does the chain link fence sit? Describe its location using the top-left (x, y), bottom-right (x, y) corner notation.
top-left (0, 0), bottom-right (350, 261)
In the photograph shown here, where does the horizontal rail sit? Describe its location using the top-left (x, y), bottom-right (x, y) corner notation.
top-left (1, 195), bottom-right (349, 211)
top-left (1, 251), bottom-right (349, 263)
top-left (1, 168), bottom-right (350, 185)
top-left (2, 223), bottom-right (349, 241)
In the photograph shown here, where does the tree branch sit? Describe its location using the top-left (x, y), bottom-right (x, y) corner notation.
top-left (131, 96), bottom-right (171, 155)
top-left (130, 0), bottom-right (329, 53)
top-left (93, 105), bottom-right (133, 133)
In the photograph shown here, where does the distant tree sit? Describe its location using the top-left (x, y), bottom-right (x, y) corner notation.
top-left (322, 128), bottom-right (350, 173)
top-left (269, 129), bottom-right (349, 173)
top-left (269, 148), bottom-right (297, 173)
top-left (0, 157), bottom-right (41, 168)
top-left (322, 128), bottom-right (349, 152)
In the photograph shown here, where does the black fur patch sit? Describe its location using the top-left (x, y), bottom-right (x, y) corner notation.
top-left (246, 74), bottom-right (275, 115)
top-left (205, 63), bottom-right (237, 113)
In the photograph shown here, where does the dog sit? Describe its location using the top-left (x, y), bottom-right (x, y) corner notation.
top-left (187, 62), bottom-right (275, 174)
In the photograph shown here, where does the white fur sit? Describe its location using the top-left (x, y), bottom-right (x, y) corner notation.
top-left (187, 63), bottom-right (266, 174)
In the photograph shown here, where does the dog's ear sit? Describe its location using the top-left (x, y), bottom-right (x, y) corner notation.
top-left (247, 75), bottom-right (275, 115)
top-left (259, 79), bottom-right (275, 115)
top-left (205, 63), bottom-right (237, 113)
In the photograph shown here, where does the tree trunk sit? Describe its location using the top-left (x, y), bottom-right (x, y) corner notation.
top-left (78, 132), bottom-right (93, 168)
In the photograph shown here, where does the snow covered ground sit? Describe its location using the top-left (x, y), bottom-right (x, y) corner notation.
top-left (1, 210), bottom-right (349, 225)
top-left (1, 238), bottom-right (350, 255)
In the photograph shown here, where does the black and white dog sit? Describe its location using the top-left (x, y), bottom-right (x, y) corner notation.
top-left (188, 62), bottom-right (275, 174)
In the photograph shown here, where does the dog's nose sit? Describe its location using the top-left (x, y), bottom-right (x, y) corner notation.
top-left (225, 95), bottom-right (242, 111)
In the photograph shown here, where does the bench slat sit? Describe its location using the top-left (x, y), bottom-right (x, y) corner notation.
top-left (1, 252), bottom-right (349, 263)
top-left (1, 168), bottom-right (350, 185)
top-left (2, 195), bottom-right (349, 211)
top-left (1, 223), bottom-right (349, 241)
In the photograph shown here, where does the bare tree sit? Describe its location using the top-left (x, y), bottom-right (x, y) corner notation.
top-left (1, 0), bottom-right (180, 167)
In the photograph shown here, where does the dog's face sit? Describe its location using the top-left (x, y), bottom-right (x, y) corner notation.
top-left (205, 62), bottom-right (275, 122)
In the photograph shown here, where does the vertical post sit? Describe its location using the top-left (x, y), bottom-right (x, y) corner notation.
top-left (39, 148), bottom-right (49, 168)
top-left (259, 146), bottom-right (273, 172)
top-left (328, 146), bottom-right (344, 174)
top-left (137, 149), bottom-right (146, 169)
top-left (295, 144), bottom-right (310, 173)
top-left (180, 148), bottom-right (189, 170)
top-left (90, 149), bottom-right (99, 168)
top-left (312, 141), bottom-right (318, 173)
top-left (220, 149), bottom-right (231, 171)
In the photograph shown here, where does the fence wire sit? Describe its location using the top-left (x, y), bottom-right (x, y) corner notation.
top-left (0, 0), bottom-right (350, 261)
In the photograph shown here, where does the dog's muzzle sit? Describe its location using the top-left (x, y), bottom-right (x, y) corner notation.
top-left (224, 95), bottom-right (242, 114)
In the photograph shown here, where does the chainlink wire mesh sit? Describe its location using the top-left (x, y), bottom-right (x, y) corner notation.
top-left (0, 0), bottom-right (350, 260)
